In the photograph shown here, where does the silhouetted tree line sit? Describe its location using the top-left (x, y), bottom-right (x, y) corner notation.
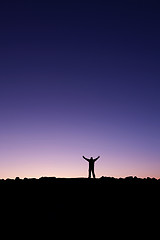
top-left (0, 176), bottom-right (159, 184)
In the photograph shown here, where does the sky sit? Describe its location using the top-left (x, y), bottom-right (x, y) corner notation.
top-left (0, 0), bottom-right (160, 179)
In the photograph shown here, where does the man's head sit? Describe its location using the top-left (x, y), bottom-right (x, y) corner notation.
top-left (90, 157), bottom-right (93, 160)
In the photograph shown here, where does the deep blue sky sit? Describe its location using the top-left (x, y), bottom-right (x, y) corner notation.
top-left (0, 0), bottom-right (160, 178)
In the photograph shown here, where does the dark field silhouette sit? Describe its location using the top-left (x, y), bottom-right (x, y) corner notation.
top-left (0, 176), bottom-right (159, 237)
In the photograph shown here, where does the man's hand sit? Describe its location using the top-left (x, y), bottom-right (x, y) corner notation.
top-left (83, 156), bottom-right (89, 161)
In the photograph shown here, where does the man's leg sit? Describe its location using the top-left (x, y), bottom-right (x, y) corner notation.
top-left (92, 169), bottom-right (96, 178)
top-left (88, 168), bottom-right (91, 178)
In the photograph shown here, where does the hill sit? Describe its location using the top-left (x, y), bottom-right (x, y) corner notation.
top-left (0, 176), bottom-right (159, 237)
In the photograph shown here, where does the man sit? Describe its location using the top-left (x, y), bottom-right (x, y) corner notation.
top-left (83, 156), bottom-right (100, 178)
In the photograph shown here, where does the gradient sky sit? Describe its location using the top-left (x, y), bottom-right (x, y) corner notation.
top-left (0, 0), bottom-right (160, 179)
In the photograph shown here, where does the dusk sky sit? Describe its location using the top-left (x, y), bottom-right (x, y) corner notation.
top-left (0, 0), bottom-right (160, 179)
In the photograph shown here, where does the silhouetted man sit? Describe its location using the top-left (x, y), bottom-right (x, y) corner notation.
top-left (83, 156), bottom-right (100, 178)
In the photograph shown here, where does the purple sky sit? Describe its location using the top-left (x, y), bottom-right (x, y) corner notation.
top-left (0, 0), bottom-right (160, 179)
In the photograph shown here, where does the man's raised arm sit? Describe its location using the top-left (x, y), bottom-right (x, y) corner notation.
top-left (83, 156), bottom-right (89, 161)
top-left (94, 156), bottom-right (100, 162)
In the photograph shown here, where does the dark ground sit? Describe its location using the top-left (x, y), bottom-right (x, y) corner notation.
top-left (0, 176), bottom-right (159, 237)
